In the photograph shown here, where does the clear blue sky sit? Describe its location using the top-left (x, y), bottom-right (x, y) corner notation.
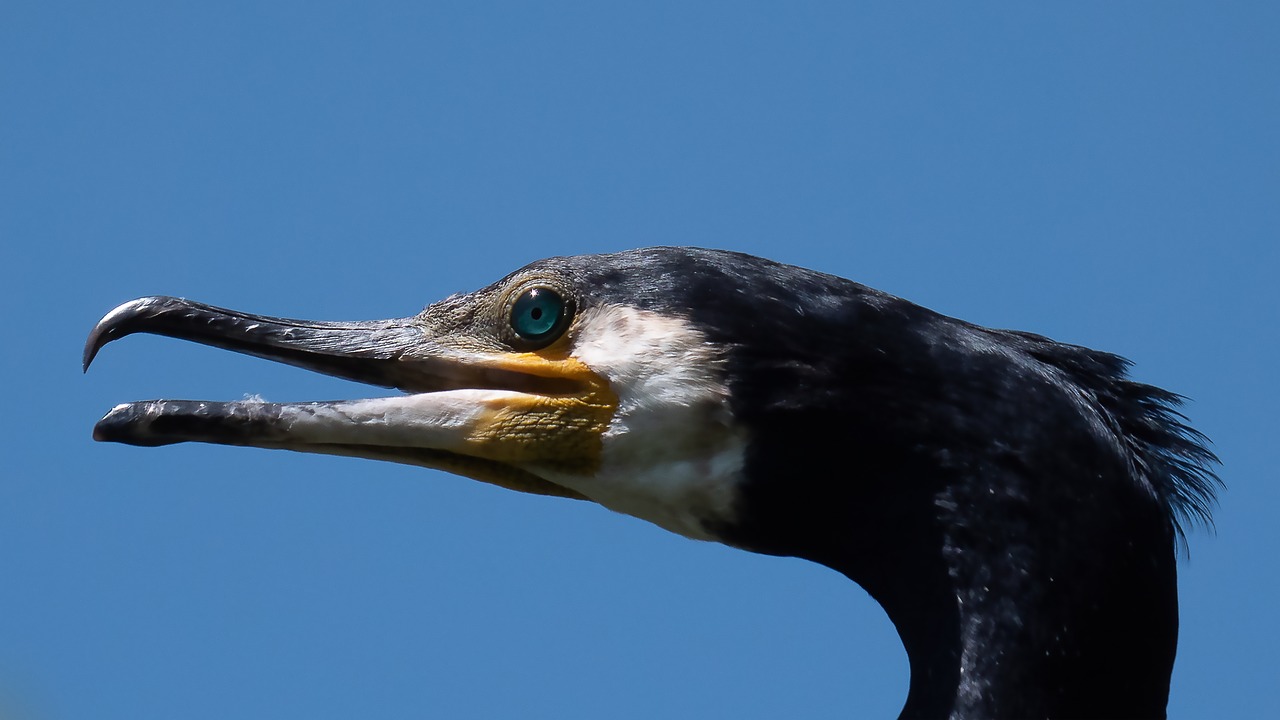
top-left (2, 3), bottom-right (1276, 718)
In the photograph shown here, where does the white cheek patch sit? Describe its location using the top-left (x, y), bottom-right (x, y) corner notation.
top-left (530, 304), bottom-right (747, 541)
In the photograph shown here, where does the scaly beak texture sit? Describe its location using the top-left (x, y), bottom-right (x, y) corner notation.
top-left (86, 296), bottom-right (616, 499)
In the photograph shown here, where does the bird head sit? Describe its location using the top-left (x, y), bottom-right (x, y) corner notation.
top-left (86, 245), bottom-right (1220, 718)
top-left (85, 247), bottom-right (766, 542)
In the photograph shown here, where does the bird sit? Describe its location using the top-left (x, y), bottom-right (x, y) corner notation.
top-left (84, 246), bottom-right (1218, 719)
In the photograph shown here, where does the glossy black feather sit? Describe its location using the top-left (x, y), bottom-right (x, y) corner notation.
top-left (516, 246), bottom-right (1218, 719)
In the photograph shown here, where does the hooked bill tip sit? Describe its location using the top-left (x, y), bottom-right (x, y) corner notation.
top-left (83, 320), bottom-right (106, 372)
top-left (83, 296), bottom-right (177, 373)
top-left (82, 341), bottom-right (98, 373)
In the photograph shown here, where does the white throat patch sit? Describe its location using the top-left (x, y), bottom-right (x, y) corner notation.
top-left (528, 304), bottom-right (747, 541)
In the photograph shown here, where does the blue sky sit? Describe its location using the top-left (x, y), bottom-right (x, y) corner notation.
top-left (2, 2), bottom-right (1276, 718)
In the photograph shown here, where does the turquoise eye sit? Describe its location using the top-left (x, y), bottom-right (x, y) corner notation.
top-left (510, 287), bottom-right (568, 343)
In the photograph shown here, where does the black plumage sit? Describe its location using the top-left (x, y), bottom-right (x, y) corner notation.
top-left (86, 247), bottom-right (1218, 719)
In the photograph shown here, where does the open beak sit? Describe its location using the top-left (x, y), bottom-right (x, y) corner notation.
top-left (84, 296), bottom-right (613, 499)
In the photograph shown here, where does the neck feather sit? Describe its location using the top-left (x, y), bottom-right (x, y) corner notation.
top-left (700, 279), bottom-right (1209, 720)
top-left (721, 403), bottom-right (1181, 719)
top-left (877, 490), bottom-right (1178, 720)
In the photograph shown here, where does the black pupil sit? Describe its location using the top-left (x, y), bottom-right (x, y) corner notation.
top-left (511, 287), bottom-right (565, 342)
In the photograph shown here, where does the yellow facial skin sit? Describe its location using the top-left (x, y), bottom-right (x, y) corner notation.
top-left (355, 275), bottom-right (619, 493)
top-left (450, 350), bottom-right (617, 492)
top-left (372, 329), bottom-right (618, 498)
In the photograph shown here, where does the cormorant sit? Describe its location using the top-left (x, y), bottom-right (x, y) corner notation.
top-left (84, 247), bottom-right (1218, 719)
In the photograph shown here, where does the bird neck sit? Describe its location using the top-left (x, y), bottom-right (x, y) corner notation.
top-left (703, 281), bottom-right (1204, 719)
top-left (722, 421), bottom-right (1180, 719)
top-left (823, 484), bottom-right (1180, 720)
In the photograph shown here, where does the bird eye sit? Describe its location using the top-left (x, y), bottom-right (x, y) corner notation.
top-left (509, 286), bottom-right (569, 345)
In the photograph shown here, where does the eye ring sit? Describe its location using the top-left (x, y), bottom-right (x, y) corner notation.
top-left (507, 285), bottom-right (573, 348)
